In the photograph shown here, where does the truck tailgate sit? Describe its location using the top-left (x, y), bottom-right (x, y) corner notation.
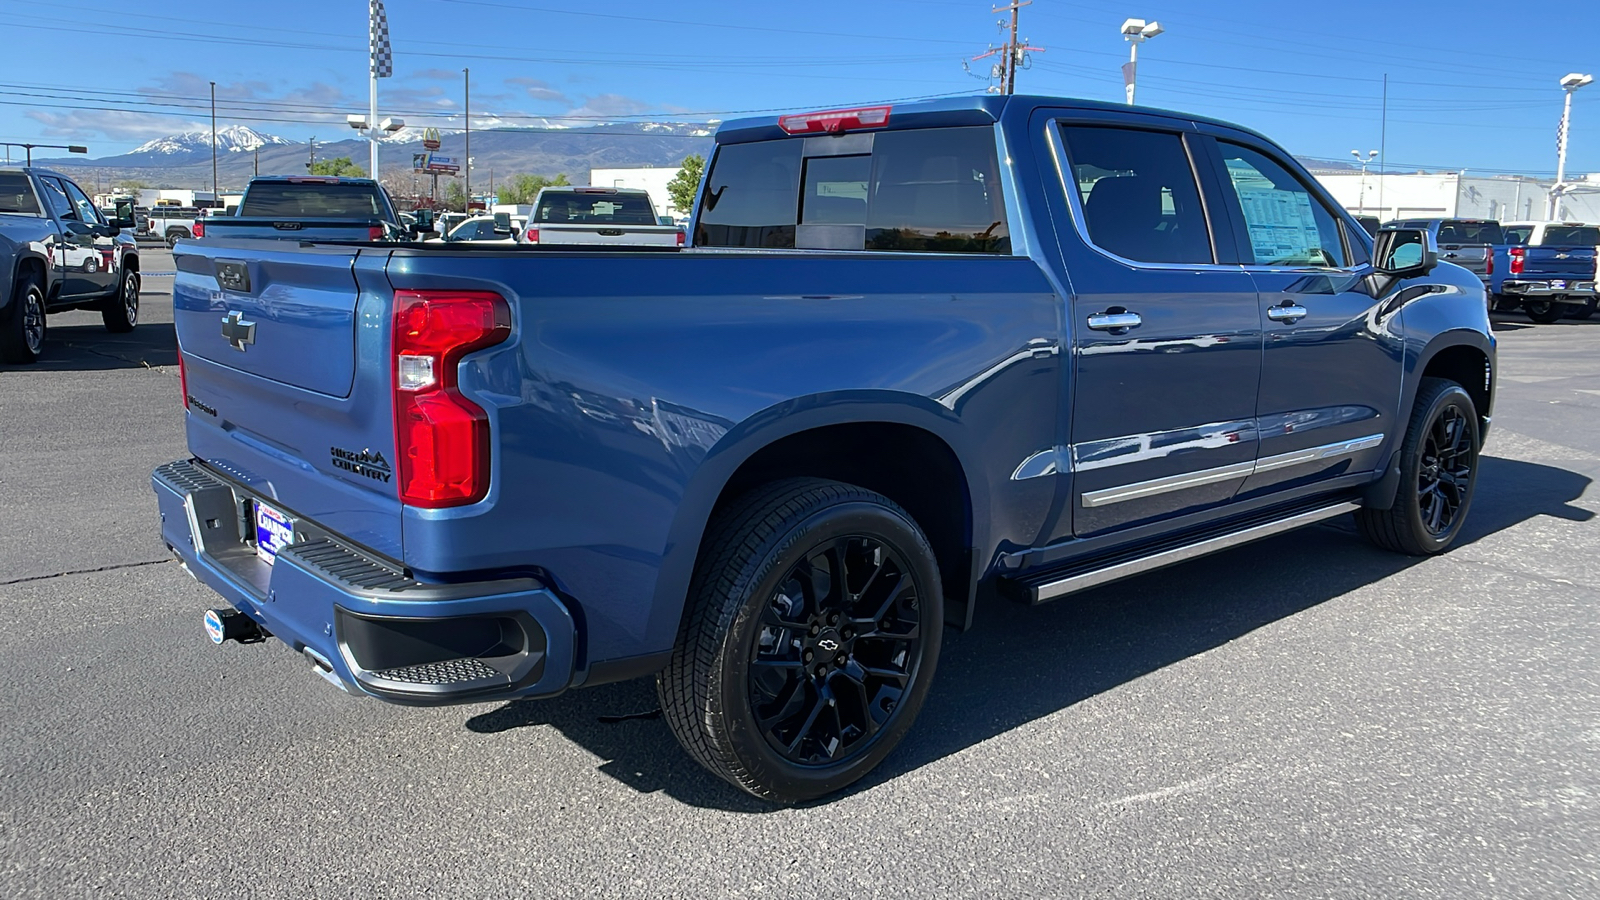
top-left (533, 225), bottom-right (679, 247)
top-left (172, 240), bottom-right (403, 558)
top-left (1524, 246), bottom-right (1598, 278)
top-left (1439, 244), bottom-right (1490, 276)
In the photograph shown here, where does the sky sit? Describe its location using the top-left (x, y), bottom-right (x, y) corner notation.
top-left (0, 0), bottom-right (1596, 175)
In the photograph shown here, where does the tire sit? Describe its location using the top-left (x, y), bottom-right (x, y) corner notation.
top-left (165, 229), bottom-right (188, 248)
top-left (1525, 299), bottom-right (1563, 323)
top-left (1355, 377), bottom-right (1480, 555)
top-left (657, 478), bottom-right (943, 804)
top-left (100, 268), bottom-right (140, 333)
top-left (1569, 298), bottom-right (1596, 321)
top-left (0, 272), bottom-right (46, 364)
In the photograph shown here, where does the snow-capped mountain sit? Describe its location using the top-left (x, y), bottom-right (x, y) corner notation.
top-left (132, 125), bottom-right (292, 155)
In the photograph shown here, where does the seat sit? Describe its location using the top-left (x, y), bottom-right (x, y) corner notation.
top-left (1083, 176), bottom-right (1163, 261)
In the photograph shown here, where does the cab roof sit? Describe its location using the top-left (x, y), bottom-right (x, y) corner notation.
top-left (713, 93), bottom-right (1275, 145)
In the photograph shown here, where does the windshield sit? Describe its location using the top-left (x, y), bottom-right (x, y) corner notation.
top-left (534, 192), bottom-right (656, 225)
top-left (0, 173), bottom-right (39, 214)
top-left (241, 182), bottom-right (388, 218)
top-left (1436, 221), bottom-right (1504, 245)
top-left (1540, 225), bottom-right (1600, 246)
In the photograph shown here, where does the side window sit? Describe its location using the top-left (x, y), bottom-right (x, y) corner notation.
top-left (38, 177), bottom-right (76, 221)
top-left (1503, 225), bottom-right (1533, 244)
top-left (696, 140), bottom-right (802, 249)
top-left (62, 180), bottom-right (103, 224)
top-left (1217, 142), bottom-right (1347, 267)
top-left (0, 172), bottom-right (40, 215)
top-left (1058, 125), bottom-right (1213, 264)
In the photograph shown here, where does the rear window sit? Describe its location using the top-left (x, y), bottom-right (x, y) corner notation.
top-left (696, 125), bottom-right (1010, 254)
top-left (240, 182), bottom-right (387, 218)
top-left (0, 173), bottom-right (39, 214)
top-left (1436, 221), bottom-right (1504, 245)
top-left (1540, 225), bottom-right (1600, 246)
top-left (1503, 225), bottom-right (1534, 245)
top-left (534, 192), bottom-right (656, 225)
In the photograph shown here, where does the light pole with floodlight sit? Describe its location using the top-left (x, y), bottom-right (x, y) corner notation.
top-left (1120, 18), bottom-right (1164, 105)
top-left (1351, 149), bottom-right (1378, 214)
top-left (346, 115), bottom-right (407, 174)
top-left (1549, 72), bottom-right (1593, 221)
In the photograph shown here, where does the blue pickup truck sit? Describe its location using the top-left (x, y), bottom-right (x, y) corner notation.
top-left (154, 95), bottom-right (1495, 803)
top-left (1490, 221), bottom-right (1599, 322)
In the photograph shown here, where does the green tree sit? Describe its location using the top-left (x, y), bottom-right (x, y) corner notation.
top-left (308, 156), bottom-right (367, 177)
top-left (665, 154), bottom-right (704, 216)
top-left (497, 172), bottom-right (570, 205)
top-left (442, 179), bottom-right (467, 212)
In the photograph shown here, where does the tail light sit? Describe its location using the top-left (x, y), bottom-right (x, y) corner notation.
top-left (391, 290), bottom-right (511, 507)
top-left (675, 229), bottom-right (685, 248)
top-left (1485, 251), bottom-right (1493, 276)
top-left (178, 352), bottom-right (189, 409)
top-left (368, 225), bottom-right (386, 241)
top-left (525, 227), bottom-right (540, 244)
top-left (1510, 246), bottom-right (1525, 275)
top-left (191, 219), bottom-right (204, 238)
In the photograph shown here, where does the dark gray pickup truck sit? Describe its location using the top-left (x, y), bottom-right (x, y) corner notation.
top-left (195, 176), bottom-right (411, 243)
top-left (0, 167), bottom-right (140, 364)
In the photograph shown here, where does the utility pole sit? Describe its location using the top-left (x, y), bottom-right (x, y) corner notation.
top-left (210, 81), bottom-right (218, 196)
top-left (463, 67), bottom-right (470, 209)
top-left (307, 137), bottom-right (316, 172)
top-left (254, 146), bottom-right (259, 177)
top-left (970, 1), bottom-right (1040, 95)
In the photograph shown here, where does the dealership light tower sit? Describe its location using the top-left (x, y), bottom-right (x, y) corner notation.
top-left (1120, 18), bottom-right (1164, 105)
top-left (1549, 72), bottom-right (1593, 221)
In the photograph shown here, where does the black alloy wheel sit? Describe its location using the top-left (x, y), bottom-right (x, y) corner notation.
top-left (1524, 299), bottom-right (1564, 323)
top-left (749, 535), bottom-right (925, 767)
top-left (1, 274), bottom-right (46, 364)
top-left (1356, 377), bottom-right (1480, 555)
top-left (659, 478), bottom-right (943, 803)
top-left (102, 269), bottom-right (139, 333)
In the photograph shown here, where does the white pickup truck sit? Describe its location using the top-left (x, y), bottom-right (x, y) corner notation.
top-left (523, 186), bottom-right (682, 248)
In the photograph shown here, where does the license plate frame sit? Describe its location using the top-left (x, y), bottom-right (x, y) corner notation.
top-left (1550, 280), bottom-right (1568, 290)
top-left (254, 501), bottom-right (293, 565)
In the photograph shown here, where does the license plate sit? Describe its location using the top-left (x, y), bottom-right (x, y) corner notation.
top-left (254, 502), bottom-right (293, 565)
top-left (1550, 280), bottom-right (1568, 290)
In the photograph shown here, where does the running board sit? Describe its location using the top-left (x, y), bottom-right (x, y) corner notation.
top-left (1006, 500), bottom-right (1362, 604)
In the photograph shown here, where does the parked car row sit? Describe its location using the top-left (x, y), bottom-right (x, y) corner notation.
top-left (1355, 216), bottom-right (1598, 323)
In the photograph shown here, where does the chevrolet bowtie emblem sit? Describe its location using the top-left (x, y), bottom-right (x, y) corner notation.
top-left (221, 310), bottom-right (256, 351)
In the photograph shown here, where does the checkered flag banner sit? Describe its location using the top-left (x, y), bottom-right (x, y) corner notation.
top-left (1557, 116), bottom-right (1567, 156)
top-left (370, 0), bottom-right (393, 78)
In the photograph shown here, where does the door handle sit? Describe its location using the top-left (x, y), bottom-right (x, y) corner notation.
top-left (1086, 311), bottom-right (1142, 331)
top-left (1267, 303), bottom-right (1308, 323)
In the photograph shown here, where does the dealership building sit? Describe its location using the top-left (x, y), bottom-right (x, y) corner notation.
top-left (1309, 169), bottom-right (1600, 224)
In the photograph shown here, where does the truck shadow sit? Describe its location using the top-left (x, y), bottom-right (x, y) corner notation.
top-left (465, 454), bottom-right (1592, 811)
top-left (25, 319), bottom-right (178, 372)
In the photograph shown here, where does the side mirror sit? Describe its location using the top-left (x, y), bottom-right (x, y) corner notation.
top-left (414, 209), bottom-right (434, 230)
top-left (111, 199), bottom-right (137, 230)
top-left (492, 211), bottom-right (513, 235)
top-left (1374, 228), bottom-right (1437, 278)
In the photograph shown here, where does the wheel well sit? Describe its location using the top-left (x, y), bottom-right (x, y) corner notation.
top-left (711, 423), bottom-right (974, 627)
top-left (1421, 344), bottom-right (1492, 419)
top-left (15, 256), bottom-right (45, 290)
top-left (123, 254), bottom-right (139, 273)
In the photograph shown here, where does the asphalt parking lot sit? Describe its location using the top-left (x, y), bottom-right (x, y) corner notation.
top-left (3, 251), bottom-right (1598, 898)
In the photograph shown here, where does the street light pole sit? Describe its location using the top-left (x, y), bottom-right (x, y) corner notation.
top-left (463, 67), bottom-right (470, 209)
top-left (1351, 149), bottom-right (1378, 214)
top-left (1120, 18), bottom-right (1164, 105)
top-left (1549, 73), bottom-right (1593, 221)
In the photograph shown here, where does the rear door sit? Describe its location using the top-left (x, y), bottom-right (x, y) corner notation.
top-left (1198, 135), bottom-right (1402, 497)
top-left (1044, 116), bottom-right (1264, 537)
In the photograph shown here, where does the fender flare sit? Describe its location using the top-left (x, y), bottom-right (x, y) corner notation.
top-left (1364, 328), bottom-right (1495, 510)
top-left (638, 390), bottom-right (988, 661)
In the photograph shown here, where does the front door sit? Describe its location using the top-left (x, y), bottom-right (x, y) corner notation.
top-left (1049, 121), bottom-right (1264, 537)
top-left (1201, 139), bottom-right (1404, 497)
top-left (60, 178), bottom-right (118, 299)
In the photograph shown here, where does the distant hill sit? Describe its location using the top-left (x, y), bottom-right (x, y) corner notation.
top-left (35, 123), bottom-right (714, 191)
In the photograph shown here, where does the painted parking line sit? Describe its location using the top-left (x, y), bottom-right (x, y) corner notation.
top-left (141, 271), bottom-right (178, 277)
